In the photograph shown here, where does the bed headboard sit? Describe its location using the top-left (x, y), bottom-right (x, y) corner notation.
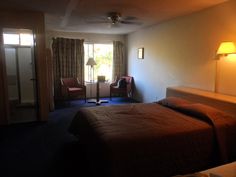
top-left (166, 86), bottom-right (236, 117)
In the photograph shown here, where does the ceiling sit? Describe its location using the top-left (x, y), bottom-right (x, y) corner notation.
top-left (0, 0), bottom-right (228, 34)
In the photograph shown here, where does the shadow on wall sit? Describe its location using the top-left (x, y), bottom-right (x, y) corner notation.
top-left (133, 80), bottom-right (144, 102)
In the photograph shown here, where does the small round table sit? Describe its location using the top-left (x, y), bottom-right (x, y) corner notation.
top-left (87, 81), bottom-right (109, 105)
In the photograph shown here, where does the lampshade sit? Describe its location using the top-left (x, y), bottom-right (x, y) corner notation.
top-left (86, 58), bottom-right (96, 66)
top-left (216, 42), bottom-right (236, 55)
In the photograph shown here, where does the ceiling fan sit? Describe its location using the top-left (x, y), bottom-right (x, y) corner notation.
top-left (87, 12), bottom-right (142, 26)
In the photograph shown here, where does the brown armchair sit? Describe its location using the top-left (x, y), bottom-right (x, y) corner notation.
top-left (110, 76), bottom-right (134, 100)
top-left (61, 78), bottom-right (86, 102)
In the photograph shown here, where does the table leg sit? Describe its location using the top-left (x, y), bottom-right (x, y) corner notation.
top-left (88, 82), bottom-right (108, 105)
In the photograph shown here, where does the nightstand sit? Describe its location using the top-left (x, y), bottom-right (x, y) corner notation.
top-left (173, 162), bottom-right (236, 177)
top-left (201, 162), bottom-right (236, 177)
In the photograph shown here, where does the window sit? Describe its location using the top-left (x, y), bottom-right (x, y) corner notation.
top-left (3, 34), bottom-right (19, 45)
top-left (84, 43), bottom-right (113, 82)
top-left (3, 33), bottom-right (33, 46)
top-left (20, 33), bottom-right (34, 46)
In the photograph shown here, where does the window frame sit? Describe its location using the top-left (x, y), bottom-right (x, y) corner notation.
top-left (3, 32), bottom-right (34, 46)
top-left (84, 42), bottom-right (113, 82)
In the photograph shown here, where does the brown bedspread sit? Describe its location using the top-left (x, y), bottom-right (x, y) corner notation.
top-left (69, 102), bottom-right (236, 177)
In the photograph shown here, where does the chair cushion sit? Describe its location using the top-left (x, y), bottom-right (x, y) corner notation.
top-left (117, 78), bottom-right (127, 88)
top-left (68, 87), bottom-right (83, 92)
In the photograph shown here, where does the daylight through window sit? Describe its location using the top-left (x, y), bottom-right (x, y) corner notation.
top-left (3, 33), bottom-right (33, 46)
top-left (84, 43), bottom-right (113, 82)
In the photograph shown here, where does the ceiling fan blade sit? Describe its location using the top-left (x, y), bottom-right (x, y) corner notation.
top-left (120, 21), bottom-right (142, 25)
top-left (85, 12), bottom-right (141, 27)
top-left (123, 16), bottom-right (138, 21)
top-left (86, 20), bottom-right (110, 24)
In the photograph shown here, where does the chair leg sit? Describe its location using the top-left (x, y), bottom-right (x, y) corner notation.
top-left (126, 91), bottom-right (130, 99)
top-left (85, 95), bottom-right (86, 103)
top-left (110, 92), bottom-right (112, 101)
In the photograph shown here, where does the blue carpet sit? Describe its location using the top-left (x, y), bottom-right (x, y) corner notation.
top-left (0, 97), bottom-right (137, 177)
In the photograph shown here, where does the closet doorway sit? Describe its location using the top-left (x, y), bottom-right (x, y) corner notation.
top-left (3, 29), bottom-right (38, 123)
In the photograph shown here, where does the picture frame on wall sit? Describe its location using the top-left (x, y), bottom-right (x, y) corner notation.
top-left (138, 47), bottom-right (144, 59)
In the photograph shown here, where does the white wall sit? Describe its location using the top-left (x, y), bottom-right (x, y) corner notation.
top-left (127, 0), bottom-right (236, 103)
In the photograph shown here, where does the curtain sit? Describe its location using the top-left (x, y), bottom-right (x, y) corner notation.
top-left (52, 37), bottom-right (84, 99)
top-left (112, 41), bottom-right (125, 81)
top-left (46, 48), bottom-right (54, 111)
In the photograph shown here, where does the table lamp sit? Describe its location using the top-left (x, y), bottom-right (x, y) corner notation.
top-left (86, 57), bottom-right (96, 82)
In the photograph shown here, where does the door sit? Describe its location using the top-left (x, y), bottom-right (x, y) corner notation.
top-left (3, 29), bottom-right (38, 123)
top-left (18, 47), bottom-right (36, 105)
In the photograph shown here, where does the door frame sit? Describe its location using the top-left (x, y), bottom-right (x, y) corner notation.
top-left (0, 10), bottom-right (49, 125)
top-left (0, 29), bottom-right (9, 124)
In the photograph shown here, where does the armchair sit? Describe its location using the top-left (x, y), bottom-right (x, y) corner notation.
top-left (61, 78), bottom-right (86, 102)
top-left (110, 76), bottom-right (134, 100)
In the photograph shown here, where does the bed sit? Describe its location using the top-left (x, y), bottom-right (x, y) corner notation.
top-left (68, 87), bottom-right (236, 177)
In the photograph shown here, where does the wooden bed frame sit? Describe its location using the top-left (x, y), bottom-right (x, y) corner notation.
top-left (167, 86), bottom-right (236, 117)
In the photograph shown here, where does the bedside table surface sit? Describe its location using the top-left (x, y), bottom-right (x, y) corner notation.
top-left (201, 162), bottom-right (236, 177)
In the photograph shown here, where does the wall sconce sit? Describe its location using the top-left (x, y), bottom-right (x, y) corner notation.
top-left (216, 42), bottom-right (236, 59)
top-left (214, 41), bottom-right (236, 92)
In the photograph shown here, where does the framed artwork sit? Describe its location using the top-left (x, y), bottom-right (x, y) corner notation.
top-left (138, 47), bottom-right (144, 59)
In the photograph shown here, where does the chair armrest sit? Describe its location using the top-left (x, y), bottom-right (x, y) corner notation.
top-left (126, 78), bottom-right (133, 97)
top-left (81, 84), bottom-right (86, 90)
top-left (126, 83), bottom-right (132, 91)
top-left (110, 82), bottom-right (117, 87)
top-left (110, 76), bottom-right (119, 86)
top-left (111, 77), bottom-right (118, 86)
top-left (77, 83), bottom-right (83, 87)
